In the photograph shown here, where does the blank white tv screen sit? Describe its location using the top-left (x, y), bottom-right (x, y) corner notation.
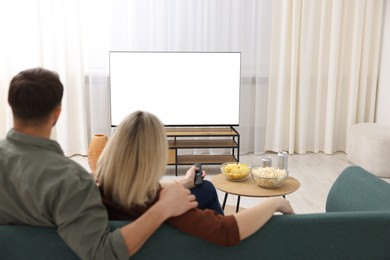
top-left (109, 52), bottom-right (241, 126)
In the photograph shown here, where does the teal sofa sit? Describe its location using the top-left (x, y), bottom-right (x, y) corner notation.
top-left (1, 166), bottom-right (390, 260)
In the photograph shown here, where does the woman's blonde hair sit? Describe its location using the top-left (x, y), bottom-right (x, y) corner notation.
top-left (96, 111), bottom-right (168, 208)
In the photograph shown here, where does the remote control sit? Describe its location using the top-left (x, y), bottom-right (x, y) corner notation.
top-left (194, 163), bottom-right (203, 185)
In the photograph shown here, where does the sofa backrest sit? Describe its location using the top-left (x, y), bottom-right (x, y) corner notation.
top-left (326, 166), bottom-right (390, 212)
top-left (0, 225), bottom-right (79, 259)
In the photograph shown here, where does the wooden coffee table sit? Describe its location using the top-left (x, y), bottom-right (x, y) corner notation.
top-left (211, 174), bottom-right (300, 213)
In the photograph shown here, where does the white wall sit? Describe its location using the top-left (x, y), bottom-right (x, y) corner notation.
top-left (376, 1), bottom-right (390, 125)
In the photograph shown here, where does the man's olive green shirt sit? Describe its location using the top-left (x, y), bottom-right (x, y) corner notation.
top-left (0, 129), bottom-right (128, 260)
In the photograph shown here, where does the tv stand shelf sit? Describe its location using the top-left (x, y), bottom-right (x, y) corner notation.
top-left (166, 127), bottom-right (240, 176)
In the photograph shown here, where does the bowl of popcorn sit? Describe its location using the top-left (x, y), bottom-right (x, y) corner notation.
top-left (251, 167), bottom-right (288, 189)
top-left (221, 162), bottom-right (251, 182)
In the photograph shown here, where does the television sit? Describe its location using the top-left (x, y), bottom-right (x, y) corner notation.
top-left (109, 51), bottom-right (241, 127)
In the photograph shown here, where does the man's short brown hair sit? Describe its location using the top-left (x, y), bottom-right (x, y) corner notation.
top-left (8, 67), bottom-right (64, 121)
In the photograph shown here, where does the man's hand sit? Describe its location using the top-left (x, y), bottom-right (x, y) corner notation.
top-left (158, 181), bottom-right (198, 218)
top-left (121, 182), bottom-right (198, 256)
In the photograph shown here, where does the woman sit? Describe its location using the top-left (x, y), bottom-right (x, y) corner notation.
top-left (96, 111), bottom-right (294, 246)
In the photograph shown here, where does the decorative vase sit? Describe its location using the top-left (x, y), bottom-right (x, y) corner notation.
top-left (88, 134), bottom-right (108, 173)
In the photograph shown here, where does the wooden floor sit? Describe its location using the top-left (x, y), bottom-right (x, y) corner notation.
top-left (72, 152), bottom-right (388, 214)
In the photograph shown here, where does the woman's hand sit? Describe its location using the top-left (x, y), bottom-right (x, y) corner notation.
top-left (160, 165), bottom-right (206, 189)
top-left (273, 197), bottom-right (294, 214)
top-left (234, 197), bottom-right (294, 240)
top-left (180, 165), bottom-right (206, 189)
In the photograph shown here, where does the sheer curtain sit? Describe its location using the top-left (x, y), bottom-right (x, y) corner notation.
top-left (87, 0), bottom-right (273, 155)
top-left (1, 0), bottom-right (274, 155)
top-left (265, 0), bottom-right (383, 154)
top-left (0, 0), bottom-right (89, 155)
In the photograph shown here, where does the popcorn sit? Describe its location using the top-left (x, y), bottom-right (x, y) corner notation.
top-left (251, 167), bottom-right (288, 188)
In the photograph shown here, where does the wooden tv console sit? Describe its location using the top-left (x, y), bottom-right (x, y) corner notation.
top-left (166, 126), bottom-right (240, 176)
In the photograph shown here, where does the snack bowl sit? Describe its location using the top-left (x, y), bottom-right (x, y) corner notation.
top-left (221, 162), bottom-right (251, 182)
top-left (251, 167), bottom-right (288, 189)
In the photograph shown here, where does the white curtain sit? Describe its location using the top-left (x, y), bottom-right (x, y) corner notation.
top-left (0, 0), bottom-right (89, 156)
top-left (265, 0), bottom-right (383, 154)
top-left (1, 0), bottom-right (274, 155)
top-left (87, 0), bottom-right (273, 155)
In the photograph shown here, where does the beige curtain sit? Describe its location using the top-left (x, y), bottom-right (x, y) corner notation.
top-left (265, 0), bottom-right (383, 154)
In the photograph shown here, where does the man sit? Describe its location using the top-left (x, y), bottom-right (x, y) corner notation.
top-left (0, 67), bottom-right (198, 259)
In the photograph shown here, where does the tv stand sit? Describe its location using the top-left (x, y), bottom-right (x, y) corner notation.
top-left (166, 126), bottom-right (240, 176)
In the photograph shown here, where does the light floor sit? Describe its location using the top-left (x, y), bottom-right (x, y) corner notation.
top-left (71, 152), bottom-right (388, 215)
